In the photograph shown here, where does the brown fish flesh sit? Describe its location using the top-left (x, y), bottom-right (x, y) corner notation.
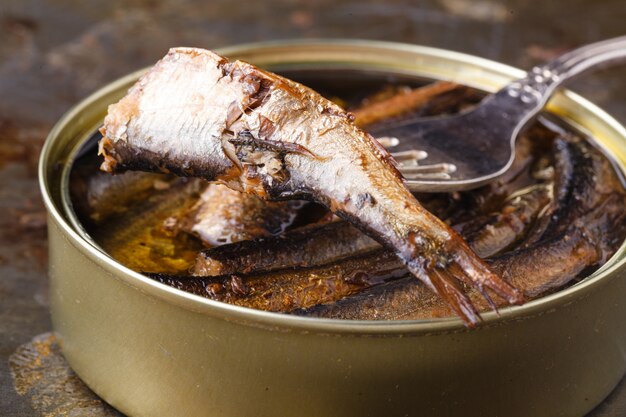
top-left (99, 47), bottom-right (522, 326)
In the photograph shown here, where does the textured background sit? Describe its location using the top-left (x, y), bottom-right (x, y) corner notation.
top-left (1, 0), bottom-right (625, 415)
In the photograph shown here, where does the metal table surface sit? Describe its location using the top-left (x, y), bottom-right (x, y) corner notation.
top-left (0, 0), bottom-right (625, 415)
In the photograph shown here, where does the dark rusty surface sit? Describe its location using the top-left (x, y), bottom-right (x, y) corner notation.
top-left (0, 0), bottom-right (625, 415)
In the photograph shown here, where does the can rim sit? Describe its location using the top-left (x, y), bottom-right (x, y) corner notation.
top-left (39, 39), bottom-right (626, 335)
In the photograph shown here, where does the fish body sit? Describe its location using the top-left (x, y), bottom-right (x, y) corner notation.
top-left (168, 183), bottom-right (303, 247)
top-left (298, 135), bottom-right (626, 319)
top-left (193, 220), bottom-right (378, 276)
top-left (461, 184), bottom-right (552, 258)
top-left (69, 150), bottom-right (175, 224)
top-left (151, 249), bottom-right (405, 312)
top-left (100, 47), bottom-right (521, 325)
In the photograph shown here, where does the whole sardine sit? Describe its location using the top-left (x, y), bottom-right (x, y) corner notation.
top-left (99, 47), bottom-right (522, 325)
top-left (193, 220), bottom-right (379, 276)
top-left (298, 134), bottom-right (626, 319)
top-left (192, 83), bottom-right (503, 276)
top-left (150, 249), bottom-right (406, 312)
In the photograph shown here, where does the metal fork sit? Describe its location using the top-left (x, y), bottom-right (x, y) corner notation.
top-left (377, 36), bottom-right (626, 192)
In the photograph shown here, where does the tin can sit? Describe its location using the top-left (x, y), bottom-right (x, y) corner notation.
top-left (39, 40), bottom-right (626, 417)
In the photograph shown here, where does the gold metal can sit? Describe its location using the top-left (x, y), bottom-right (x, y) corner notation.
top-left (39, 40), bottom-right (626, 417)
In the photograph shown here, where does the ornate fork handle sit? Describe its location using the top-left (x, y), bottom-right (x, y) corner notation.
top-left (373, 36), bottom-right (626, 191)
top-left (502, 36), bottom-right (626, 110)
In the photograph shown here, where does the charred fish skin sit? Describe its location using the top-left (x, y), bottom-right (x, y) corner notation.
top-left (99, 47), bottom-right (521, 326)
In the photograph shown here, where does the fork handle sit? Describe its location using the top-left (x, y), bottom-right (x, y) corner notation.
top-left (501, 36), bottom-right (626, 108)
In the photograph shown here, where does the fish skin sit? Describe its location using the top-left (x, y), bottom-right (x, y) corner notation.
top-left (459, 184), bottom-right (552, 258)
top-left (149, 249), bottom-right (406, 312)
top-left (545, 136), bottom-right (624, 236)
top-left (99, 47), bottom-right (521, 326)
top-left (193, 220), bottom-right (378, 276)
